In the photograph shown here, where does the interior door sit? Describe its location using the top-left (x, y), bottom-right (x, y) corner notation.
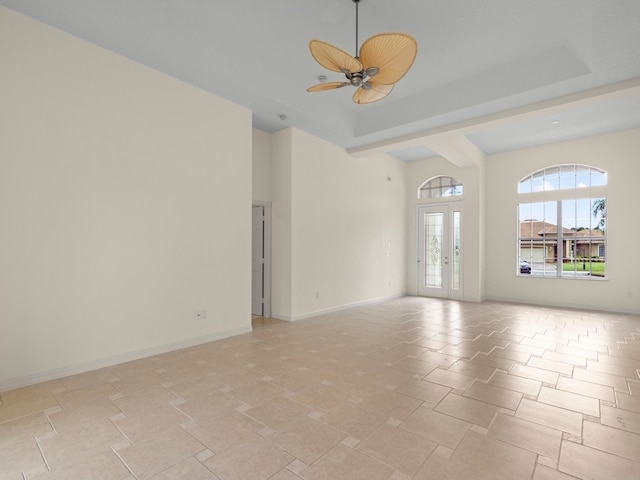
top-left (251, 206), bottom-right (265, 316)
top-left (417, 203), bottom-right (462, 299)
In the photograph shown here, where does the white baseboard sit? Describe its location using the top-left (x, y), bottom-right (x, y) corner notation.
top-left (272, 293), bottom-right (405, 322)
top-left (0, 326), bottom-right (252, 393)
top-left (484, 295), bottom-right (640, 315)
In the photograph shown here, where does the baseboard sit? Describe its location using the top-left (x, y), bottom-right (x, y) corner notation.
top-left (0, 326), bottom-right (252, 393)
top-left (273, 293), bottom-right (405, 322)
top-left (484, 295), bottom-right (640, 315)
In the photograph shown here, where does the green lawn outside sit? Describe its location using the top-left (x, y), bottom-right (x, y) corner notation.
top-left (562, 261), bottom-right (606, 276)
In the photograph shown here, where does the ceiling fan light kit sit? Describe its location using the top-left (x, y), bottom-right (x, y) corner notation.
top-left (307, 0), bottom-right (417, 104)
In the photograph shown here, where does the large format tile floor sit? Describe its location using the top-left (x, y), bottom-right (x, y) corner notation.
top-left (2, 297), bottom-right (640, 480)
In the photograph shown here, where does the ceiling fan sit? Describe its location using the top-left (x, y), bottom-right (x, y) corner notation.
top-left (307, 0), bottom-right (417, 104)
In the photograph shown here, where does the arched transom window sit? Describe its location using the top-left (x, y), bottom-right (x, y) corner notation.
top-left (518, 164), bottom-right (606, 193)
top-left (418, 176), bottom-right (463, 199)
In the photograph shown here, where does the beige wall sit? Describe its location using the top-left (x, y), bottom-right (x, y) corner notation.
top-left (485, 128), bottom-right (640, 313)
top-left (0, 7), bottom-right (253, 389)
top-left (252, 128), bottom-right (272, 203)
top-left (270, 129), bottom-right (294, 317)
top-left (271, 128), bottom-right (407, 320)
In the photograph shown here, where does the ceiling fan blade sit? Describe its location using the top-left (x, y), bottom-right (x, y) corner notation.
top-left (309, 40), bottom-right (363, 74)
top-left (359, 33), bottom-right (417, 85)
top-left (352, 79), bottom-right (394, 104)
top-left (307, 82), bottom-right (349, 92)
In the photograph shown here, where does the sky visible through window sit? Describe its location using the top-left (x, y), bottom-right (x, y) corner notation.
top-left (519, 198), bottom-right (605, 230)
top-left (518, 165), bottom-right (606, 193)
top-left (419, 176), bottom-right (463, 199)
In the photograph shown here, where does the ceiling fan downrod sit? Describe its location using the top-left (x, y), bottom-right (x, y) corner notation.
top-left (354, 0), bottom-right (360, 58)
top-left (350, 0), bottom-right (376, 88)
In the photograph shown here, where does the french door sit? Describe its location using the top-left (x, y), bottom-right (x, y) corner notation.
top-left (417, 203), bottom-right (462, 299)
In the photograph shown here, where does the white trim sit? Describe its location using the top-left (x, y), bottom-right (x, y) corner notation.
top-left (272, 293), bottom-right (404, 322)
top-left (0, 326), bottom-right (251, 392)
top-left (485, 295), bottom-right (637, 315)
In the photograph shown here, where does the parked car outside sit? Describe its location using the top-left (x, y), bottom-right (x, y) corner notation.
top-left (519, 257), bottom-right (531, 274)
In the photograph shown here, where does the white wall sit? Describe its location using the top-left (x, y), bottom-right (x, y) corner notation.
top-left (0, 7), bottom-right (253, 390)
top-left (406, 158), bottom-right (485, 302)
top-left (485, 128), bottom-right (640, 314)
top-left (271, 128), bottom-right (407, 320)
top-left (252, 128), bottom-right (272, 203)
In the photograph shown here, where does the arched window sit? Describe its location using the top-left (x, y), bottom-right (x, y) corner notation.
top-left (518, 164), bottom-right (606, 193)
top-left (418, 176), bottom-right (463, 199)
top-left (517, 164), bottom-right (607, 279)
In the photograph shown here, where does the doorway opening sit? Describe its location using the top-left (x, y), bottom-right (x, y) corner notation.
top-left (252, 203), bottom-right (271, 318)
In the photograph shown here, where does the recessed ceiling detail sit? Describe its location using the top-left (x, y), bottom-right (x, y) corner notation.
top-left (1, 0), bottom-right (639, 157)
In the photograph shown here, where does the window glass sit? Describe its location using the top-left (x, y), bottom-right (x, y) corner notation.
top-left (517, 164), bottom-right (606, 279)
top-left (518, 164), bottom-right (606, 193)
top-left (425, 212), bottom-right (443, 287)
top-left (545, 166), bottom-right (560, 191)
top-left (418, 176), bottom-right (463, 199)
top-left (518, 197), bottom-right (605, 278)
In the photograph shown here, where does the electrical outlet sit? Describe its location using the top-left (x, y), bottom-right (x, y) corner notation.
top-left (193, 309), bottom-right (207, 320)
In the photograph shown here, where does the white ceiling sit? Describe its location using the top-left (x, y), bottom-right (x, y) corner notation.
top-left (2, 0), bottom-right (640, 163)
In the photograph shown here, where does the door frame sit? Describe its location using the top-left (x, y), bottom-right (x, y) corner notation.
top-left (252, 202), bottom-right (272, 317)
top-left (416, 201), bottom-right (463, 300)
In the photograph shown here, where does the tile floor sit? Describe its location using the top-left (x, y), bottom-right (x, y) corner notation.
top-left (1, 297), bottom-right (640, 480)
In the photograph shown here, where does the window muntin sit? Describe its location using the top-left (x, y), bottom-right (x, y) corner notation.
top-left (418, 176), bottom-right (463, 199)
top-left (518, 165), bottom-right (606, 193)
top-left (518, 197), bottom-right (606, 278)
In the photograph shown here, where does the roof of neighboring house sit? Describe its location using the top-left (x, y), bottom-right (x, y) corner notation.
top-left (575, 228), bottom-right (605, 238)
top-left (520, 221), bottom-right (604, 242)
top-left (520, 220), bottom-right (572, 238)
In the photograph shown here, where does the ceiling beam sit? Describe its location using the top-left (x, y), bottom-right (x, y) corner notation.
top-left (422, 134), bottom-right (486, 168)
top-left (348, 77), bottom-right (640, 163)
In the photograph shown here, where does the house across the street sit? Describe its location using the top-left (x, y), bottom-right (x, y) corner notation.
top-left (519, 220), bottom-right (605, 264)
